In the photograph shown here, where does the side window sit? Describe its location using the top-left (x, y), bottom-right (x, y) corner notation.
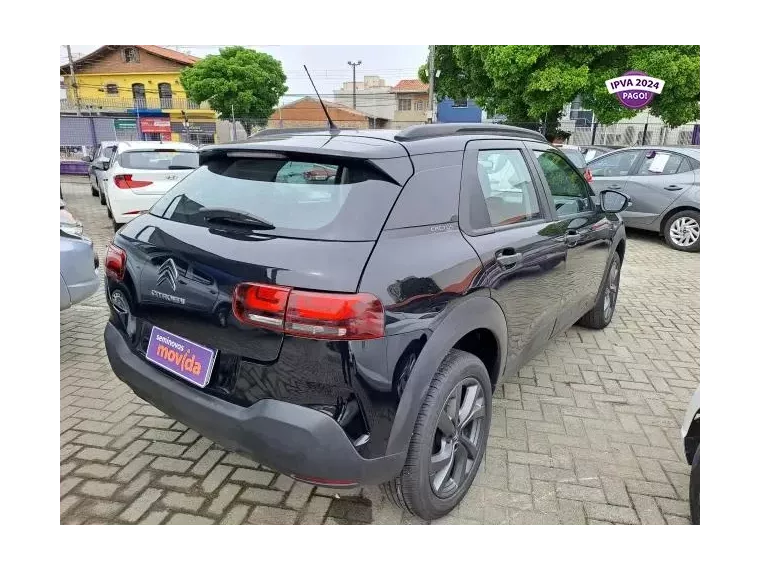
top-left (534, 150), bottom-right (593, 216)
top-left (634, 151), bottom-right (684, 176)
top-left (476, 149), bottom-right (542, 227)
top-left (589, 150), bottom-right (640, 177)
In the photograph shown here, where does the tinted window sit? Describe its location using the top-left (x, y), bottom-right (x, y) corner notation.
top-left (149, 156), bottom-right (401, 241)
top-left (119, 150), bottom-right (199, 170)
top-left (561, 149), bottom-right (586, 169)
top-left (477, 150), bottom-right (542, 227)
top-left (103, 146), bottom-right (116, 159)
top-left (534, 151), bottom-right (593, 215)
top-left (589, 150), bottom-right (640, 177)
top-left (677, 158), bottom-right (695, 174)
top-left (634, 151), bottom-right (684, 176)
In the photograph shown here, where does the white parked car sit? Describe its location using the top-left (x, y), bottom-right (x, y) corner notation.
top-left (101, 141), bottom-right (199, 229)
top-left (681, 387), bottom-right (700, 524)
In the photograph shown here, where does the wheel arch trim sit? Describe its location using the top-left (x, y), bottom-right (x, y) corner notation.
top-left (385, 294), bottom-right (508, 456)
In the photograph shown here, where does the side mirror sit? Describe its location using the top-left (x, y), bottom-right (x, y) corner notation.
top-left (96, 157), bottom-right (111, 169)
top-left (599, 190), bottom-right (631, 213)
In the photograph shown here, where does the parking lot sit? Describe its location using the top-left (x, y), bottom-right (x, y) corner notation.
top-left (60, 177), bottom-right (699, 524)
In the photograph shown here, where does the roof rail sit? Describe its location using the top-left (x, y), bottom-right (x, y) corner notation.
top-left (249, 127), bottom-right (348, 139)
top-left (394, 123), bottom-right (547, 143)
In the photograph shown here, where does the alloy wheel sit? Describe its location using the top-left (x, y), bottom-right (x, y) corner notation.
top-left (669, 216), bottom-right (699, 247)
top-left (603, 259), bottom-right (620, 323)
top-left (429, 377), bottom-right (486, 499)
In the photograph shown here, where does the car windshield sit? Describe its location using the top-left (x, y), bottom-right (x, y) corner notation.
top-left (119, 150), bottom-right (199, 170)
top-left (148, 155), bottom-right (401, 241)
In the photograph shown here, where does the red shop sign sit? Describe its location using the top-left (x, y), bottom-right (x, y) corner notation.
top-left (140, 118), bottom-right (172, 133)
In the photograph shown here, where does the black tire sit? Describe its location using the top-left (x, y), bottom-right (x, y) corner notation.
top-left (99, 187), bottom-right (106, 205)
top-left (91, 185), bottom-right (99, 197)
top-left (381, 349), bottom-right (492, 520)
top-left (663, 209), bottom-right (700, 252)
top-left (106, 204), bottom-right (113, 219)
top-left (112, 219), bottom-right (122, 232)
top-left (577, 251), bottom-right (621, 329)
top-left (690, 445), bottom-right (700, 525)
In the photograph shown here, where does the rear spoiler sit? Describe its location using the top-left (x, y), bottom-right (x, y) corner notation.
top-left (199, 147), bottom-right (413, 187)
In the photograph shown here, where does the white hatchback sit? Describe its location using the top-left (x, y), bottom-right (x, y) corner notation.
top-left (102, 141), bottom-right (199, 227)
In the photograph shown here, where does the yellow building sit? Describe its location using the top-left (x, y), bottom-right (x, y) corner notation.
top-left (60, 45), bottom-right (217, 143)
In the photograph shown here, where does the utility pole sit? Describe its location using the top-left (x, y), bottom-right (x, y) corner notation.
top-left (66, 45), bottom-right (82, 116)
top-left (347, 60), bottom-right (362, 109)
top-left (427, 45), bottom-right (435, 123)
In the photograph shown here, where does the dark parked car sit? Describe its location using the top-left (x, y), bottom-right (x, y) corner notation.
top-left (588, 146), bottom-right (700, 252)
top-left (104, 123), bottom-right (629, 520)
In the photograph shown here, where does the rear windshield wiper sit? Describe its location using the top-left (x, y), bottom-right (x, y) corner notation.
top-left (199, 208), bottom-right (276, 230)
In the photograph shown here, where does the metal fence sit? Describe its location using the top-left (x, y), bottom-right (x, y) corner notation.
top-left (559, 121), bottom-right (699, 147)
top-left (61, 97), bottom-right (211, 112)
top-left (60, 113), bottom-right (700, 167)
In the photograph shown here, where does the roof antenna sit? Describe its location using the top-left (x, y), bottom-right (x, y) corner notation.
top-left (303, 65), bottom-right (338, 132)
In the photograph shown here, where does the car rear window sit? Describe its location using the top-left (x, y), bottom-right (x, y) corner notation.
top-left (561, 149), bottom-right (586, 169)
top-left (148, 155), bottom-right (402, 241)
top-left (119, 150), bottom-right (199, 170)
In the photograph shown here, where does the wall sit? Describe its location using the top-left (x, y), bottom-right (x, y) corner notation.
top-left (437, 98), bottom-right (483, 123)
top-left (334, 78), bottom-right (395, 121)
top-left (393, 93), bottom-right (428, 127)
top-left (63, 72), bottom-right (187, 101)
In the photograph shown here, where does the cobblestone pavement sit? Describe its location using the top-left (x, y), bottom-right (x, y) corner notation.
top-left (60, 178), bottom-right (699, 525)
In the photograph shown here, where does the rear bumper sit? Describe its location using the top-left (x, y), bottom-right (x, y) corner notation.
top-left (110, 194), bottom-right (163, 223)
top-left (68, 268), bottom-right (100, 306)
top-left (104, 322), bottom-right (405, 485)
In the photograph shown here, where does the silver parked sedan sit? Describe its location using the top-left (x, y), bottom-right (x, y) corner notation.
top-left (60, 200), bottom-right (99, 310)
top-left (588, 146), bottom-right (700, 252)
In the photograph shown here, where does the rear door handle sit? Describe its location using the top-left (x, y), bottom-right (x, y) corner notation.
top-left (565, 231), bottom-right (581, 246)
top-left (496, 251), bottom-right (523, 268)
top-left (664, 185), bottom-right (683, 191)
top-left (606, 184), bottom-right (622, 190)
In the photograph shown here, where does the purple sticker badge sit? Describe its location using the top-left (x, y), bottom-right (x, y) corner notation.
top-left (606, 70), bottom-right (665, 110)
top-left (146, 326), bottom-right (217, 388)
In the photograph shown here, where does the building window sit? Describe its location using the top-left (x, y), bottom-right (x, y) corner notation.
top-left (123, 47), bottom-right (139, 63)
top-left (105, 83), bottom-right (119, 96)
top-left (132, 83), bottom-right (146, 108)
top-left (158, 83), bottom-right (173, 108)
top-left (414, 100), bottom-right (427, 111)
top-left (452, 99), bottom-right (468, 108)
top-left (398, 99), bottom-right (412, 111)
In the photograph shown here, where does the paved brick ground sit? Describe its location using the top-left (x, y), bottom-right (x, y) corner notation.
top-left (60, 178), bottom-right (699, 524)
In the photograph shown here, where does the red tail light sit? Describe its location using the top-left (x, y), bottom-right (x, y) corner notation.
top-left (232, 283), bottom-right (384, 340)
top-left (113, 174), bottom-right (152, 189)
top-left (105, 243), bottom-right (126, 281)
top-left (584, 168), bottom-right (593, 182)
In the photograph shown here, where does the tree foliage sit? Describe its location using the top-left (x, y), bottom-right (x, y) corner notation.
top-left (180, 46), bottom-right (288, 135)
top-left (420, 46), bottom-right (699, 128)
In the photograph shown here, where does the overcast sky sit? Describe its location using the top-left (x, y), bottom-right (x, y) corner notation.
top-left (60, 45), bottom-right (429, 100)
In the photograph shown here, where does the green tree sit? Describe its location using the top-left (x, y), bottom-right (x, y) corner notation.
top-left (420, 45), bottom-right (699, 131)
top-left (180, 46), bottom-right (288, 136)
